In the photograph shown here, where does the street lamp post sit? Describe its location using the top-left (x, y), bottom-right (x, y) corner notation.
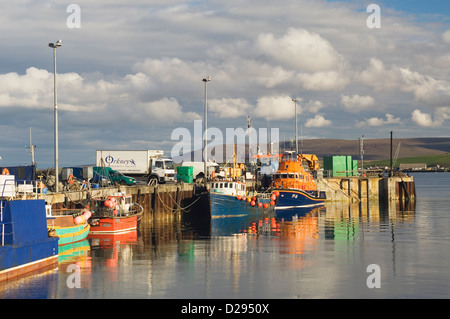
top-left (202, 76), bottom-right (211, 182)
top-left (49, 39), bottom-right (62, 192)
top-left (292, 98), bottom-right (300, 155)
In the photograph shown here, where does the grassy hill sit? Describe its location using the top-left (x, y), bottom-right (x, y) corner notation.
top-left (364, 153), bottom-right (450, 169)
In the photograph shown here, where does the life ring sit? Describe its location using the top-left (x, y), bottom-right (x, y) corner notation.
top-left (68, 174), bottom-right (75, 184)
top-left (2, 168), bottom-right (9, 175)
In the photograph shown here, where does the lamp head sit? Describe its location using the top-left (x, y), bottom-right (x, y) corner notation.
top-left (48, 39), bottom-right (62, 48)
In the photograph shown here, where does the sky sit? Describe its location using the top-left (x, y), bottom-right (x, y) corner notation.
top-left (1, 0), bottom-right (450, 168)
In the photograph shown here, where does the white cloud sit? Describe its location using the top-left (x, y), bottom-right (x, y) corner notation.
top-left (297, 70), bottom-right (348, 91)
top-left (253, 95), bottom-right (295, 120)
top-left (257, 28), bottom-right (344, 72)
top-left (305, 115), bottom-right (331, 127)
top-left (209, 98), bottom-right (253, 118)
top-left (411, 108), bottom-right (450, 127)
top-left (357, 113), bottom-right (401, 127)
top-left (400, 69), bottom-right (450, 106)
top-left (303, 100), bottom-right (325, 113)
top-left (137, 97), bottom-right (201, 124)
top-left (0, 67), bottom-right (51, 108)
top-left (340, 94), bottom-right (375, 111)
top-left (442, 30), bottom-right (450, 44)
top-left (411, 109), bottom-right (437, 127)
top-left (358, 58), bottom-right (402, 92)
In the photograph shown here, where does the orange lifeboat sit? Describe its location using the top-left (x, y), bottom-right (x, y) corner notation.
top-left (272, 152), bottom-right (317, 191)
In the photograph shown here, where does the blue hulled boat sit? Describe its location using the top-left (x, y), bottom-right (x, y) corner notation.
top-left (272, 152), bottom-right (326, 210)
top-left (209, 180), bottom-right (274, 218)
top-left (0, 175), bottom-right (59, 281)
top-left (1, 200), bottom-right (58, 281)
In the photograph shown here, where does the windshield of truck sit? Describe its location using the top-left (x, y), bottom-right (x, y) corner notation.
top-left (165, 161), bottom-right (174, 169)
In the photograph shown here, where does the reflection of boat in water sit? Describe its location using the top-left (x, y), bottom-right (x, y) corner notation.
top-left (273, 152), bottom-right (326, 210)
top-left (57, 239), bottom-right (90, 263)
top-left (88, 229), bottom-right (138, 246)
top-left (88, 193), bottom-right (143, 234)
top-left (89, 230), bottom-right (138, 271)
top-left (276, 206), bottom-right (323, 221)
top-left (211, 210), bottom-right (274, 236)
top-left (236, 207), bottom-right (321, 248)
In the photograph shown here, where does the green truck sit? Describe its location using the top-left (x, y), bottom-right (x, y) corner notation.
top-left (93, 166), bottom-right (136, 185)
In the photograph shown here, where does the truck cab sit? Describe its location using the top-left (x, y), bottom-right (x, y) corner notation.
top-left (93, 166), bottom-right (136, 186)
top-left (147, 158), bottom-right (175, 185)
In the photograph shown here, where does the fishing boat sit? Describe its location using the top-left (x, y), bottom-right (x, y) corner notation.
top-left (272, 151), bottom-right (326, 210)
top-left (0, 176), bottom-right (58, 282)
top-left (208, 151), bottom-right (275, 218)
top-left (88, 193), bottom-right (143, 234)
top-left (47, 207), bottom-right (91, 246)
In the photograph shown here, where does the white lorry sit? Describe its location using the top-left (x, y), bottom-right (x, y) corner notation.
top-left (96, 150), bottom-right (175, 185)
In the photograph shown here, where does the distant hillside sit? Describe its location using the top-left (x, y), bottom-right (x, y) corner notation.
top-left (172, 137), bottom-right (450, 163)
top-left (295, 137), bottom-right (450, 161)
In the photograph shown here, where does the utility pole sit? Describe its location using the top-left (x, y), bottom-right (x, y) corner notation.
top-left (202, 76), bottom-right (211, 182)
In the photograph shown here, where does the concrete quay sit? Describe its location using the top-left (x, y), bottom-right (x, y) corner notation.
top-left (317, 175), bottom-right (415, 204)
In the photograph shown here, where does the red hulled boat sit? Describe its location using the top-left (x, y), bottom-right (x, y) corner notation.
top-left (88, 193), bottom-right (143, 234)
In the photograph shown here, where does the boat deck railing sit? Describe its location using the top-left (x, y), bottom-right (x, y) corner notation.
top-left (1, 177), bottom-right (15, 246)
top-left (0, 178), bottom-right (46, 246)
top-left (0, 178), bottom-right (46, 201)
top-left (0, 200), bottom-right (5, 247)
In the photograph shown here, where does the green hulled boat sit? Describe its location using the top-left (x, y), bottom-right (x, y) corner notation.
top-left (47, 210), bottom-right (91, 246)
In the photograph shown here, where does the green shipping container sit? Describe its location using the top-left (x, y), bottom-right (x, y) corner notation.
top-left (323, 155), bottom-right (356, 177)
top-left (177, 166), bottom-right (193, 175)
top-left (177, 166), bottom-right (194, 183)
top-left (352, 160), bottom-right (358, 176)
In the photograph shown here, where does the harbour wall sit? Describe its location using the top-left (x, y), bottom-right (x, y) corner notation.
top-left (43, 183), bottom-right (209, 225)
top-left (41, 174), bottom-right (415, 223)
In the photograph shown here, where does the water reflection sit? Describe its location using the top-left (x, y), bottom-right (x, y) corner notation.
top-left (58, 240), bottom-right (90, 263)
top-left (0, 199), bottom-right (418, 298)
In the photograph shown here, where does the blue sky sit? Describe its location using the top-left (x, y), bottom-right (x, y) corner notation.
top-left (379, 0), bottom-right (450, 16)
top-left (329, 0), bottom-right (450, 16)
top-left (0, 0), bottom-right (450, 168)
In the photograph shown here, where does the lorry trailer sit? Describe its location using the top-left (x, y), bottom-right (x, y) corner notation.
top-left (96, 150), bottom-right (175, 185)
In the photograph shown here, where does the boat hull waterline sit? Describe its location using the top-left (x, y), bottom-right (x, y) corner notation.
top-left (274, 189), bottom-right (325, 210)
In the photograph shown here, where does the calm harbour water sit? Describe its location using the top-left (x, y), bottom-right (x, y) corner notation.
top-left (1, 172), bottom-right (449, 299)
